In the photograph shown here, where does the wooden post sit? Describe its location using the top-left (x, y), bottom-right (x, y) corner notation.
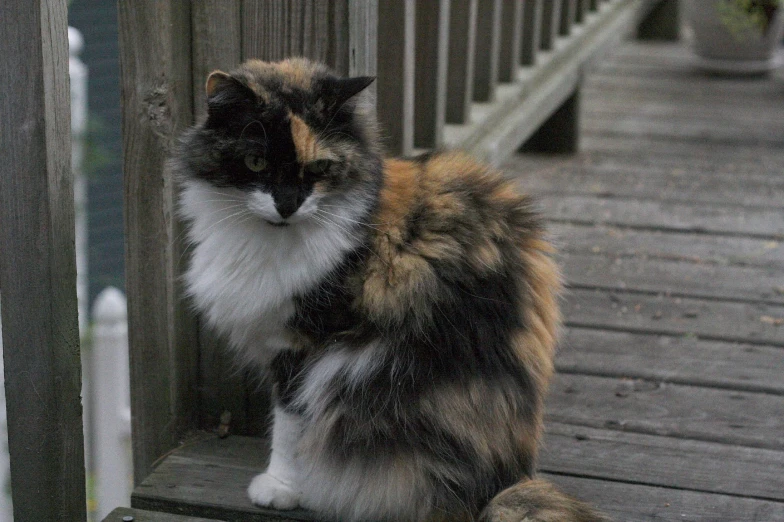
top-left (0, 1), bottom-right (87, 520)
top-left (414, 0), bottom-right (451, 148)
top-left (118, 0), bottom-right (199, 485)
top-left (540, 0), bottom-right (562, 50)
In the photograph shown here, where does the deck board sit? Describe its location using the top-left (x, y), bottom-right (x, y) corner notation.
top-left (505, 40), bottom-right (784, 518)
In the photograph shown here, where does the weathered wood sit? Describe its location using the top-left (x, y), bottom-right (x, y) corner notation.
top-left (547, 373), bottom-right (784, 450)
top-left (472, 0), bottom-right (502, 102)
top-left (498, 0), bottom-right (523, 82)
top-left (519, 88), bottom-right (581, 153)
top-left (133, 431), bottom-right (784, 522)
top-left (414, 0), bottom-right (450, 147)
top-left (507, 156), bottom-right (784, 208)
top-left (520, 0), bottom-right (543, 65)
top-left (637, 0), bottom-right (679, 40)
top-left (0, 1), bottom-right (86, 519)
top-left (377, 0), bottom-right (416, 153)
top-left (550, 223), bottom-right (784, 269)
top-left (563, 287), bottom-right (784, 347)
top-left (542, 473), bottom-right (784, 522)
top-left (540, 423), bottom-right (784, 501)
top-left (104, 507), bottom-right (223, 522)
top-left (192, 1), bottom-right (241, 121)
top-left (561, 253), bottom-right (784, 305)
top-left (446, 0), bottom-right (477, 124)
top-left (557, 327), bottom-right (784, 395)
top-left (119, 0), bottom-right (199, 485)
top-left (540, 194), bottom-right (784, 239)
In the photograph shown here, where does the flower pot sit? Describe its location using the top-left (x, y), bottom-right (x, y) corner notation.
top-left (686, 0), bottom-right (784, 74)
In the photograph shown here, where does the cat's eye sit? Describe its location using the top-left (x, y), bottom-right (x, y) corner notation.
top-left (305, 159), bottom-right (333, 175)
top-left (244, 154), bottom-right (268, 172)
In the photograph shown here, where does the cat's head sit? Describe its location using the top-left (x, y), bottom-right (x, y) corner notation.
top-left (175, 58), bottom-right (381, 228)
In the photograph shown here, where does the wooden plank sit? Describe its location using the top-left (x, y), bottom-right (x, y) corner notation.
top-left (414, 0), bottom-right (450, 147)
top-left (0, 1), bottom-right (87, 519)
top-left (575, 0), bottom-right (588, 23)
top-left (541, 423), bottom-right (784, 501)
top-left (133, 436), bottom-right (316, 521)
top-left (472, 0), bottom-right (502, 101)
top-left (192, 1), bottom-right (241, 120)
top-left (550, 223), bottom-right (784, 269)
top-left (520, 0), bottom-right (543, 65)
top-left (563, 287), bottom-right (784, 347)
top-left (498, 0), bottom-right (523, 82)
top-left (539, 194), bottom-right (784, 239)
top-left (377, 0), bottom-right (415, 153)
top-left (104, 507), bottom-right (224, 522)
top-left (556, 327), bottom-right (784, 395)
top-left (561, 252), bottom-right (784, 305)
top-left (118, 0), bottom-right (199, 485)
top-left (546, 373), bottom-right (784, 450)
top-left (445, 0), bottom-right (477, 124)
top-left (541, 473), bottom-right (784, 522)
top-left (506, 156), bottom-right (784, 208)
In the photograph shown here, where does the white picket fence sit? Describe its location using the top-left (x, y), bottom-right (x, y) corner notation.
top-left (0, 27), bottom-right (133, 522)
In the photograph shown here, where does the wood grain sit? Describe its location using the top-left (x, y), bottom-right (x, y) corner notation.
top-left (547, 373), bottom-right (784, 449)
top-left (556, 327), bottom-right (784, 395)
top-left (0, 1), bottom-right (86, 519)
top-left (119, 0), bottom-right (199, 485)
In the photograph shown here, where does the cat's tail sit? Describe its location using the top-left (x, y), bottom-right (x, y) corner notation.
top-left (478, 478), bottom-right (610, 522)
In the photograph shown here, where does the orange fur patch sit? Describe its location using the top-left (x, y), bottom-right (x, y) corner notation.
top-left (290, 114), bottom-right (319, 163)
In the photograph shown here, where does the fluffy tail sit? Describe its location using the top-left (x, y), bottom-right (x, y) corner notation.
top-left (478, 479), bottom-right (609, 522)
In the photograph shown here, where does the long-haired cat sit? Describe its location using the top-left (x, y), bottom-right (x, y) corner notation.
top-left (175, 58), bottom-right (607, 522)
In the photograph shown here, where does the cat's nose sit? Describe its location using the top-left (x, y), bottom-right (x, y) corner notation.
top-left (276, 203), bottom-right (297, 219)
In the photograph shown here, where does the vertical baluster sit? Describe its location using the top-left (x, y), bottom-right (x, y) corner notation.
top-left (575, 0), bottom-right (588, 24)
top-left (414, 0), bottom-right (451, 148)
top-left (540, 0), bottom-right (561, 50)
top-left (498, 0), bottom-right (524, 82)
top-left (446, 0), bottom-right (477, 124)
top-left (378, 0), bottom-right (416, 153)
top-left (520, 0), bottom-right (543, 65)
top-left (473, 0), bottom-right (502, 102)
top-left (559, 0), bottom-right (577, 37)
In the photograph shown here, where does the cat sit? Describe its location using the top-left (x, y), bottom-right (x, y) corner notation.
top-left (175, 57), bottom-right (607, 522)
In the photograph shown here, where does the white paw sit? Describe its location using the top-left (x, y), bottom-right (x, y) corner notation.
top-left (248, 472), bottom-right (301, 510)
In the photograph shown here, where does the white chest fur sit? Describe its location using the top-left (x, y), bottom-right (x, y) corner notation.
top-left (179, 180), bottom-right (360, 366)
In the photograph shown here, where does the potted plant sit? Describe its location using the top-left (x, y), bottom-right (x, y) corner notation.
top-left (687, 0), bottom-right (784, 74)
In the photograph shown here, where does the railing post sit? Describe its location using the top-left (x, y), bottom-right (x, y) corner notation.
top-left (92, 288), bottom-right (132, 521)
top-left (0, 0), bottom-right (87, 519)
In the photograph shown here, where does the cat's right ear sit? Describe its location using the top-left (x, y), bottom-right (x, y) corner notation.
top-left (205, 70), bottom-right (257, 120)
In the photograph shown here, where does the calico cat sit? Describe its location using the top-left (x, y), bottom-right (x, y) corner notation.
top-left (175, 58), bottom-right (606, 522)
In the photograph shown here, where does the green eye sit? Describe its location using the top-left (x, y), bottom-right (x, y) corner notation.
top-left (305, 159), bottom-right (333, 175)
top-left (244, 154), bottom-right (267, 172)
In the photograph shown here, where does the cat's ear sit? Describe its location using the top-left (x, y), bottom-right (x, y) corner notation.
top-left (321, 76), bottom-right (375, 109)
top-left (205, 70), bottom-right (257, 122)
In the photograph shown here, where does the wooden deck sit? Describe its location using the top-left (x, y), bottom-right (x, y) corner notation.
top-left (506, 41), bottom-right (784, 521)
top-left (130, 41), bottom-right (784, 521)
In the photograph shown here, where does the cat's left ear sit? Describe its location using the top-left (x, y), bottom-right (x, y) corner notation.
top-left (324, 76), bottom-right (376, 107)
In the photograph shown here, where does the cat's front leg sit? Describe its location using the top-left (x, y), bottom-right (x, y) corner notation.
top-left (248, 406), bottom-right (303, 510)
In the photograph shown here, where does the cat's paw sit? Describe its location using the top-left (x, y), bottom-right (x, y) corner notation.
top-left (248, 472), bottom-right (301, 510)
